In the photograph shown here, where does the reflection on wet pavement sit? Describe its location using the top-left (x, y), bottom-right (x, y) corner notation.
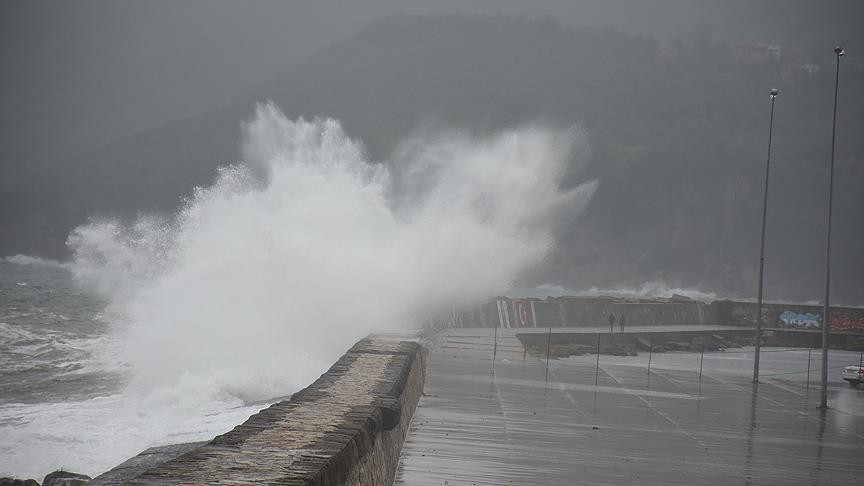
top-left (395, 328), bottom-right (864, 485)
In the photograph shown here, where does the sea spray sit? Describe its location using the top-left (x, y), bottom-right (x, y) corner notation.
top-left (69, 102), bottom-right (596, 402)
top-left (4, 101), bottom-right (597, 477)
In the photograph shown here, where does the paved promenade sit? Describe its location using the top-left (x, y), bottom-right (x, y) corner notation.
top-left (514, 324), bottom-right (747, 333)
top-left (395, 328), bottom-right (864, 485)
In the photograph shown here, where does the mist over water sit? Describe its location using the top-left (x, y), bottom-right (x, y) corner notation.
top-left (0, 103), bottom-right (598, 477)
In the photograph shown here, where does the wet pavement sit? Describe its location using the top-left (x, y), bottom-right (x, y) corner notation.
top-left (395, 328), bottom-right (864, 485)
top-left (513, 324), bottom-right (747, 334)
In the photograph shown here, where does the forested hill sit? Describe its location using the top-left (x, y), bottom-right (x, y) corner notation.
top-left (2, 14), bottom-right (862, 303)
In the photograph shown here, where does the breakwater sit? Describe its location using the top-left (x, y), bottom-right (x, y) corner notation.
top-left (515, 326), bottom-right (754, 353)
top-left (444, 296), bottom-right (864, 332)
top-left (92, 338), bottom-right (425, 485)
top-left (514, 326), bottom-right (864, 354)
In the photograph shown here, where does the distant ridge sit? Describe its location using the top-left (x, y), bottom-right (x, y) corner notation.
top-left (2, 13), bottom-right (862, 303)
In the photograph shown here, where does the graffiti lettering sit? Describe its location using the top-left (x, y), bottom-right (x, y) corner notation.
top-left (831, 312), bottom-right (864, 332)
top-left (778, 310), bottom-right (820, 329)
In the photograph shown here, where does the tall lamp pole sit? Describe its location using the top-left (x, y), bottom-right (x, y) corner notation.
top-left (820, 46), bottom-right (845, 409)
top-left (753, 88), bottom-right (779, 383)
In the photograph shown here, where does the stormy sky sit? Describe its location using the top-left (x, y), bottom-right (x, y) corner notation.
top-left (1, 0), bottom-right (863, 303)
top-left (6, 0), bottom-right (859, 175)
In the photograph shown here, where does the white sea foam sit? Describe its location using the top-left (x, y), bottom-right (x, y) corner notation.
top-left (1, 254), bottom-right (66, 268)
top-left (2, 103), bottom-right (596, 478)
top-left (0, 322), bottom-right (41, 345)
top-left (509, 281), bottom-right (719, 302)
top-left (573, 281), bottom-right (718, 302)
top-left (0, 392), bottom-right (261, 480)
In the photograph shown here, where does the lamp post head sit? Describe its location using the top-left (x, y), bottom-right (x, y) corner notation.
top-left (834, 46), bottom-right (846, 56)
top-left (770, 88), bottom-right (779, 99)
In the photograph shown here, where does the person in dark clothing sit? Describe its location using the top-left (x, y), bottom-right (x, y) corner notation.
top-left (608, 313), bottom-right (616, 333)
top-left (619, 315), bottom-right (626, 331)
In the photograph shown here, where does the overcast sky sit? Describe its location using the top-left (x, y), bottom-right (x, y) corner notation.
top-left (2, 1), bottom-right (862, 302)
top-left (3, 0), bottom-right (827, 174)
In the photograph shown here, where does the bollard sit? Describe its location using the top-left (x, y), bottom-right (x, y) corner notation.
top-left (806, 348), bottom-right (812, 393)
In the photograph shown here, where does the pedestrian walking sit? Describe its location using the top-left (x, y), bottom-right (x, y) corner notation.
top-left (619, 315), bottom-right (626, 332)
top-left (608, 313), bottom-right (616, 333)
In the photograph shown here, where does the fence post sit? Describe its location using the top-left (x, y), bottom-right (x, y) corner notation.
top-left (490, 322), bottom-right (499, 376)
top-left (806, 348), bottom-right (812, 393)
top-left (492, 323), bottom-right (498, 362)
top-left (544, 327), bottom-right (552, 383)
top-left (698, 341), bottom-right (705, 381)
top-left (647, 334), bottom-right (653, 375)
top-left (594, 333), bottom-right (601, 386)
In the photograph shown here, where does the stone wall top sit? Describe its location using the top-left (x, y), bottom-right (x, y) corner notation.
top-left (94, 338), bottom-right (423, 485)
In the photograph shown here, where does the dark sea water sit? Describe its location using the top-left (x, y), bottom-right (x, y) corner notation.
top-left (0, 258), bottom-right (263, 480)
top-left (0, 258), bottom-right (122, 405)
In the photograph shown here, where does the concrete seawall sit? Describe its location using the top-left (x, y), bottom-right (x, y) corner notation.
top-left (446, 296), bottom-right (864, 332)
top-left (92, 338), bottom-right (425, 485)
top-left (514, 326), bottom-right (864, 352)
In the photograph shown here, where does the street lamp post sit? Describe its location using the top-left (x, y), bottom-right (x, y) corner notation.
top-left (753, 88), bottom-right (779, 383)
top-left (820, 46), bottom-right (845, 409)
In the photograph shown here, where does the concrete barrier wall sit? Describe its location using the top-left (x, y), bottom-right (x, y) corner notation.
top-left (450, 297), bottom-right (718, 328)
top-left (445, 297), bottom-right (864, 332)
top-left (94, 338), bottom-right (425, 485)
top-left (714, 300), bottom-right (864, 331)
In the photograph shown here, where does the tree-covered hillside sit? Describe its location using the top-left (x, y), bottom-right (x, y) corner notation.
top-left (2, 14), bottom-right (861, 302)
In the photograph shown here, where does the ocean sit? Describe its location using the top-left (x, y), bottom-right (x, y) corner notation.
top-left (0, 257), bottom-right (267, 480)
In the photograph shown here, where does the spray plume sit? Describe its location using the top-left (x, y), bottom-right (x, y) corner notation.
top-left (67, 100), bottom-right (596, 411)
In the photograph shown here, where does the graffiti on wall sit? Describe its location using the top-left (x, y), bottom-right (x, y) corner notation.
top-left (496, 299), bottom-right (511, 328)
top-left (831, 312), bottom-right (864, 332)
top-left (513, 301), bottom-right (536, 327)
top-left (776, 309), bottom-right (864, 332)
top-left (466, 298), bottom-right (864, 331)
top-left (778, 310), bottom-right (821, 329)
